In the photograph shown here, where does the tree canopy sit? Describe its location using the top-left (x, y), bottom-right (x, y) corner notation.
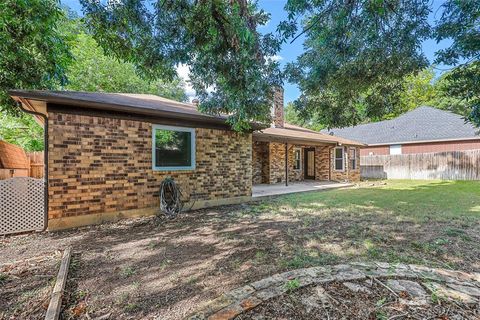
top-left (1, 0), bottom-right (479, 138)
top-left (63, 25), bottom-right (187, 101)
top-left (283, 0), bottom-right (479, 128)
top-left (79, 0), bottom-right (282, 131)
top-left (434, 0), bottom-right (480, 126)
top-left (0, 0), bottom-right (72, 115)
top-left (282, 0), bottom-right (431, 128)
top-left (0, 5), bottom-right (187, 150)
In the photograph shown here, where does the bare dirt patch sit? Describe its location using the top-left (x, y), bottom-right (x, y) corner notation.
top-left (0, 250), bottom-right (60, 319)
top-left (237, 279), bottom-right (480, 319)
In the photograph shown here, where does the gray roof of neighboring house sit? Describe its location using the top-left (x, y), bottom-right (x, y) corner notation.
top-left (322, 106), bottom-right (480, 145)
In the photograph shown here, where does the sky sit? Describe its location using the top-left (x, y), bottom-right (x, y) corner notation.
top-left (62, 0), bottom-right (452, 104)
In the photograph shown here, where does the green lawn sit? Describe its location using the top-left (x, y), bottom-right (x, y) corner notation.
top-left (243, 180), bottom-right (480, 271)
top-left (270, 180), bottom-right (480, 222)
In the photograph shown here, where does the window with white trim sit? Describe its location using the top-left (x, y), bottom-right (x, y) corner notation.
top-left (349, 148), bottom-right (357, 170)
top-left (293, 148), bottom-right (301, 170)
top-left (152, 124), bottom-right (195, 171)
top-left (334, 147), bottom-right (344, 171)
top-left (390, 144), bottom-right (402, 155)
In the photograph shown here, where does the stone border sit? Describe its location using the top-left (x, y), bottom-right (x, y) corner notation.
top-left (45, 246), bottom-right (72, 320)
top-left (187, 262), bottom-right (480, 320)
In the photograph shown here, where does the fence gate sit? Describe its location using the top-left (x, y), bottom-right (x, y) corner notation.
top-left (0, 177), bottom-right (46, 235)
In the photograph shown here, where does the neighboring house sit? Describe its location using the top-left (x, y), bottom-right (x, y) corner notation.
top-left (9, 89), bottom-right (362, 230)
top-left (323, 106), bottom-right (480, 156)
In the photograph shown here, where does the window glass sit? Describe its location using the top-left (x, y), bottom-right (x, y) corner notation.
top-left (293, 149), bottom-right (301, 170)
top-left (334, 147), bottom-right (344, 170)
top-left (350, 148), bottom-right (357, 170)
top-left (153, 125), bottom-right (195, 170)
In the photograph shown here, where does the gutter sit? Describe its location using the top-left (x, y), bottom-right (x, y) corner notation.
top-left (365, 136), bottom-right (480, 146)
top-left (16, 98), bottom-right (48, 232)
top-left (8, 90), bottom-right (267, 131)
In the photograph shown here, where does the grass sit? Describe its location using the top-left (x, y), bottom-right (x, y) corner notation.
top-left (263, 180), bottom-right (479, 222)
top-left (284, 279), bottom-right (301, 292)
top-left (239, 180), bottom-right (480, 270)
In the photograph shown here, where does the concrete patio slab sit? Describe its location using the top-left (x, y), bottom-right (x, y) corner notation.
top-left (252, 181), bottom-right (353, 198)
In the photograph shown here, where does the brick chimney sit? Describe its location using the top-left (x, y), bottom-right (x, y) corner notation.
top-left (272, 86), bottom-right (284, 128)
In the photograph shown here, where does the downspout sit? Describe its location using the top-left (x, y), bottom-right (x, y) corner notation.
top-left (328, 146), bottom-right (332, 181)
top-left (285, 142), bottom-right (288, 186)
top-left (16, 98), bottom-right (48, 232)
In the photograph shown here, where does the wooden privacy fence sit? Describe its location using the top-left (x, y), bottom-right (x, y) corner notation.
top-left (27, 151), bottom-right (44, 179)
top-left (361, 149), bottom-right (480, 181)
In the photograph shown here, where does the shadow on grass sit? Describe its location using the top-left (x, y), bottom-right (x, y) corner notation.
top-left (49, 180), bottom-right (479, 319)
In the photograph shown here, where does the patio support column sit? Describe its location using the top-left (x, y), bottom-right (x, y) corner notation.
top-left (285, 142), bottom-right (288, 186)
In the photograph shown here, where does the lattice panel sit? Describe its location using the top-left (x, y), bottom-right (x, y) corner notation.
top-left (0, 177), bottom-right (45, 235)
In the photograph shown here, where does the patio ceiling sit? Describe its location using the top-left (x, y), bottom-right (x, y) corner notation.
top-left (253, 125), bottom-right (365, 147)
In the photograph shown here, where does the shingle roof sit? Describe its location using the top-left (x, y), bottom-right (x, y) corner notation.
top-left (9, 90), bottom-right (265, 130)
top-left (254, 122), bottom-right (365, 146)
top-left (322, 106), bottom-right (480, 145)
top-left (10, 90), bottom-right (365, 146)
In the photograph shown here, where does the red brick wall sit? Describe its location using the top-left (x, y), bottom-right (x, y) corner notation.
top-left (47, 112), bottom-right (252, 220)
top-left (360, 146), bottom-right (390, 156)
top-left (402, 140), bottom-right (480, 154)
top-left (361, 139), bottom-right (480, 156)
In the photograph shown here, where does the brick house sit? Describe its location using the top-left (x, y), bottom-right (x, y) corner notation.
top-left (323, 106), bottom-right (480, 156)
top-left (10, 89), bottom-right (363, 230)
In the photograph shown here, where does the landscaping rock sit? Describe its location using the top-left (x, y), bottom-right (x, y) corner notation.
top-left (226, 285), bottom-right (255, 300)
top-left (254, 284), bottom-right (287, 301)
top-left (187, 263), bottom-right (480, 320)
top-left (423, 282), bottom-right (478, 305)
top-left (343, 281), bottom-right (372, 294)
top-left (446, 282), bottom-right (480, 297)
top-left (250, 274), bottom-right (282, 290)
top-left (386, 279), bottom-right (427, 298)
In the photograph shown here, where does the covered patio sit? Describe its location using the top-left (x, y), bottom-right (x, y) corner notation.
top-left (252, 180), bottom-right (353, 197)
top-left (252, 123), bottom-right (363, 187)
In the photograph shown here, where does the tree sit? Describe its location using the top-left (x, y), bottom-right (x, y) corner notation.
top-left (430, 70), bottom-right (471, 117)
top-left (395, 69), bottom-right (436, 116)
top-left (0, 113), bottom-right (44, 151)
top-left (284, 101), bottom-right (324, 131)
top-left (282, 0), bottom-right (431, 128)
top-left (79, 0), bottom-right (282, 131)
top-left (435, 0), bottom-right (480, 125)
top-left (282, 0), bottom-right (480, 128)
top-left (0, 0), bottom-right (72, 114)
top-left (64, 31), bottom-right (187, 101)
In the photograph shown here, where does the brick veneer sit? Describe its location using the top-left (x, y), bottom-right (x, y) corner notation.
top-left (330, 146), bottom-right (360, 182)
top-left (252, 141), bottom-right (269, 184)
top-left (272, 87), bottom-right (284, 128)
top-left (47, 112), bottom-right (252, 220)
top-left (252, 142), bottom-right (360, 184)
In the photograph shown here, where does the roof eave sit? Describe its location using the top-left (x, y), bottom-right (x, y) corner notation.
top-left (9, 90), bottom-right (267, 131)
top-left (253, 132), bottom-right (365, 146)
